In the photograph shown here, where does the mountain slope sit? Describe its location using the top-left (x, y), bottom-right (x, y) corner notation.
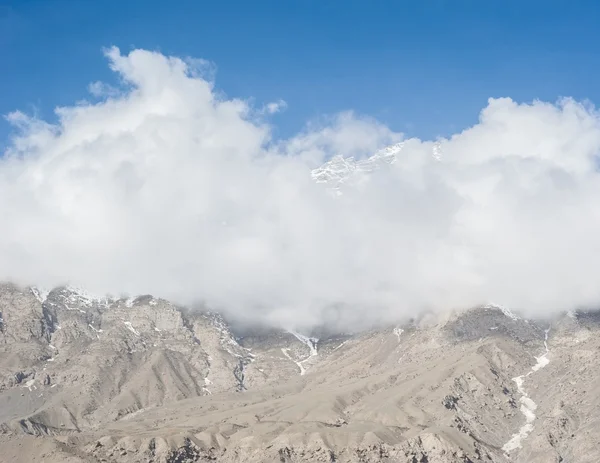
top-left (1, 283), bottom-right (599, 462)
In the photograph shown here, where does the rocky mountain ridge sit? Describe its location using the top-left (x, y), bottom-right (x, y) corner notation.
top-left (310, 142), bottom-right (403, 192)
top-left (0, 282), bottom-right (599, 462)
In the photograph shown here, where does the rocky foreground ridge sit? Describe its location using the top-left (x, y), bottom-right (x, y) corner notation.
top-left (0, 283), bottom-right (598, 462)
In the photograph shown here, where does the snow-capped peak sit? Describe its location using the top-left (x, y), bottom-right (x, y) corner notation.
top-left (62, 285), bottom-right (110, 308)
top-left (311, 142), bottom-right (403, 192)
top-left (482, 303), bottom-right (520, 321)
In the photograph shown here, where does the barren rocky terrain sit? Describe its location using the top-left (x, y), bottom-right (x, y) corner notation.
top-left (0, 283), bottom-right (598, 462)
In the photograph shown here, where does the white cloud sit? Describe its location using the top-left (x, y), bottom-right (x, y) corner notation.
top-left (262, 99), bottom-right (287, 115)
top-left (2, 47), bottom-right (600, 331)
top-left (88, 81), bottom-right (120, 98)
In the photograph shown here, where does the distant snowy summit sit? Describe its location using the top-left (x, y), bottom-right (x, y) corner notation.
top-left (311, 142), bottom-right (403, 193)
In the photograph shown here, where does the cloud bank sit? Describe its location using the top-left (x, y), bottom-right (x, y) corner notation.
top-left (2, 47), bottom-right (600, 330)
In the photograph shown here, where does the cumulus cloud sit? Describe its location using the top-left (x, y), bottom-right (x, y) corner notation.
top-left (2, 46), bottom-right (600, 331)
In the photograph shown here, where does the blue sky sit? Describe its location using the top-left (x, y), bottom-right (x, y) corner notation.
top-left (2, 0), bottom-right (600, 143)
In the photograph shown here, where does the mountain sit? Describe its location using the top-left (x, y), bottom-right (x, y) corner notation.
top-left (1, 282), bottom-right (599, 462)
top-left (310, 143), bottom-right (403, 193)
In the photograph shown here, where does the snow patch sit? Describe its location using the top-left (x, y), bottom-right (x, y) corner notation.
top-left (333, 340), bottom-right (348, 351)
top-left (284, 331), bottom-right (320, 375)
top-left (64, 285), bottom-right (109, 308)
top-left (483, 303), bottom-right (519, 321)
top-left (123, 321), bottom-right (140, 336)
top-left (208, 312), bottom-right (254, 360)
top-left (288, 330), bottom-right (318, 356)
top-left (393, 327), bottom-right (403, 342)
top-left (30, 287), bottom-right (50, 303)
top-left (88, 323), bottom-right (103, 339)
top-left (502, 328), bottom-right (551, 453)
top-left (311, 142), bottom-right (403, 193)
top-left (281, 347), bottom-right (306, 376)
top-left (22, 379), bottom-right (36, 391)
